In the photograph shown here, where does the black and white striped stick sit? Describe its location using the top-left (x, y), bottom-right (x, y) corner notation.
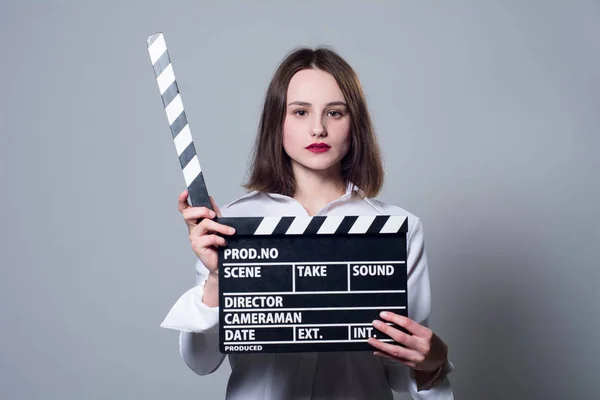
top-left (146, 32), bottom-right (212, 211)
top-left (225, 215), bottom-right (408, 236)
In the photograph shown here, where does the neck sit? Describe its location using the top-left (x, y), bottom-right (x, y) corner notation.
top-left (292, 162), bottom-right (347, 216)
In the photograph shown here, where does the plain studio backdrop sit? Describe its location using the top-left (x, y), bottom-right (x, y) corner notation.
top-left (1, 1), bottom-right (598, 399)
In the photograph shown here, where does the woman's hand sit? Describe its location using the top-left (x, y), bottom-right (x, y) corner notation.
top-left (369, 311), bottom-right (448, 376)
top-left (177, 189), bottom-right (235, 276)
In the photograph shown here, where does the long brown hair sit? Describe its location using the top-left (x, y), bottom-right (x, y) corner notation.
top-left (243, 46), bottom-right (384, 198)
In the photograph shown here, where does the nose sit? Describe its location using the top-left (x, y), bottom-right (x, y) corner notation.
top-left (311, 116), bottom-right (327, 137)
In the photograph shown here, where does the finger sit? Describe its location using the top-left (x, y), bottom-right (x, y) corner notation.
top-left (191, 218), bottom-right (236, 237)
top-left (209, 196), bottom-right (223, 218)
top-left (177, 190), bottom-right (190, 213)
top-left (182, 206), bottom-right (217, 223)
top-left (379, 311), bottom-right (432, 339)
top-left (193, 234), bottom-right (227, 250)
top-left (367, 338), bottom-right (423, 364)
top-left (373, 351), bottom-right (416, 368)
top-left (372, 320), bottom-right (424, 353)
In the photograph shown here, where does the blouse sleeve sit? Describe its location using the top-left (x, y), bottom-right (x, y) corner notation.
top-left (160, 258), bottom-right (226, 375)
top-left (382, 217), bottom-right (455, 399)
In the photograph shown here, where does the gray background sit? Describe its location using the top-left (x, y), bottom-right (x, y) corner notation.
top-left (1, 1), bottom-right (598, 399)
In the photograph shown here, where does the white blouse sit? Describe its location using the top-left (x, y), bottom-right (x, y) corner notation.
top-left (161, 184), bottom-right (454, 399)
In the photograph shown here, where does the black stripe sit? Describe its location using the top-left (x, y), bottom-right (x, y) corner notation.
top-left (303, 216), bottom-right (326, 235)
top-left (178, 142), bottom-right (196, 170)
top-left (169, 112), bottom-right (188, 138)
top-left (186, 172), bottom-right (210, 209)
top-left (220, 217), bottom-right (262, 236)
top-left (334, 216), bottom-right (358, 234)
top-left (161, 80), bottom-right (179, 108)
top-left (366, 215), bottom-right (390, 235)
top-left (398, 218), bottom-right (409, 233)
top-left (152, 51), bottom-right (171, 77)
top-left (272, 217), bottom-right (295, 235)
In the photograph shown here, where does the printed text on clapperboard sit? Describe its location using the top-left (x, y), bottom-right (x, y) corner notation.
top-left (221, 245), bottom-right (406, 352)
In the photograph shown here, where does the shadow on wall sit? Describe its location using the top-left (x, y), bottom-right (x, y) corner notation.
top-left (432, 217), bottom-right (572, 400)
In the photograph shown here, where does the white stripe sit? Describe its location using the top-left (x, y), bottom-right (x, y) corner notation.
top-left (224, 339), bottom-right (395, 345)
top-left (182, 155), bottom-right (201, 186)
top-left (173, 124), bottom-right (192, 156)
top-left (148, 34), bottom-right (167, 65)
top-left (285, 216), bottom-right (312, 235)
top-left (317, 215), bottom-right (344, 234)
top-left (157, 63), bottom-right (175, 94)
top-left (222, 261), bottom-right (405, 266)
top-left (165, 93), bottom-right (184, 124)
top-left (224, 322), bottom-right (393, 329)
top-left (226, 306), bottom-right (405, 312)
top-left (348, 215), bottom-right (376, 234)
top-left (347, 264), bottom-right (351, 290)
top-left (380, 216), bottom-right (406, 233)
top-left (254, 217), bottom-right (281, 235)
top-left (223, 290), bottom-right (405, 295)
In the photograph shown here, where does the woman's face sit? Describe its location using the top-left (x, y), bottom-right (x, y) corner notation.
top-left (282, 68), bottom-right (351, 175)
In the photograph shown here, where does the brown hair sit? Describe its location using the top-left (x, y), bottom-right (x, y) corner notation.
top-left (243, 46), bottom-right (384, 198)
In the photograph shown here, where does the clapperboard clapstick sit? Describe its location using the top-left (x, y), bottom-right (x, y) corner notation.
top-left (147, 32), bottom-right (212, 211)
top-left (147, 33), bottom-right (409, 354)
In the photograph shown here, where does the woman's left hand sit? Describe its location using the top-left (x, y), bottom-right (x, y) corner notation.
top-left (368, 311), bottom-right (448, 374)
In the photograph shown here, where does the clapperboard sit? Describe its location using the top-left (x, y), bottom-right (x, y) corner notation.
top-left (147, 33), bottom-right (409, 354)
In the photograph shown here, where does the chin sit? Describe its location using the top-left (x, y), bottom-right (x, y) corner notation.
top-left (292, 158), bottom-right (341, 172)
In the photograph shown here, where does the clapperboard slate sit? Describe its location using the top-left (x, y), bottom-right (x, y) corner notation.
top-left (146, 33), bottom-right (409, 354)
top-left (216, 215), bottom-right (408, 354)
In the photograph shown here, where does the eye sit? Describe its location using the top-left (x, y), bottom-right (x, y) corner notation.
top-left (294, 109), bottom-right (307, 117)
top-left (328, 110), bottom-right (344, 118)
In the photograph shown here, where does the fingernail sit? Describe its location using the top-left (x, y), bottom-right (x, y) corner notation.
top-left (380, 311), bottom-right (388, 318)
top-left (372, 320), bottom-right (381, 327)
top-left (210, 211), bottom-right (216, 218)
top-left (229, 227), bottom-right (235, 234)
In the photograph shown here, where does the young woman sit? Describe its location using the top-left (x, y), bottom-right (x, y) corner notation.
top-left (161, 47), bottom-right (454, 399)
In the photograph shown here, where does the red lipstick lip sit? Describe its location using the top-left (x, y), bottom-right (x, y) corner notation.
top-left (306, 142), bottom-right (331, 149)
top-left (306, 143), bottom-right (331, 153)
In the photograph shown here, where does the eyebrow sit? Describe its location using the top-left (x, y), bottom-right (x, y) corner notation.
top-left (287, 101), bottom-right (347, 107)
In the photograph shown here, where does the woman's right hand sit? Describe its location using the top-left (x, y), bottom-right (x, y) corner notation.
top-left (177, 189), bottom-right (236, 275)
